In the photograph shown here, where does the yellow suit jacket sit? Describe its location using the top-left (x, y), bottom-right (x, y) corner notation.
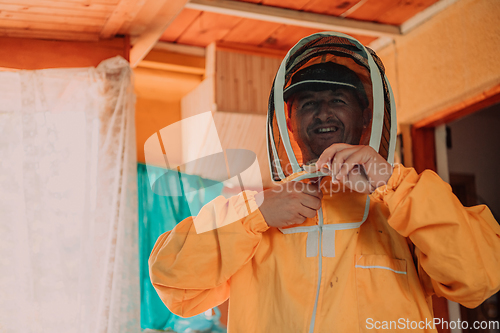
top-left (149, 165), bottom-right (500, 332)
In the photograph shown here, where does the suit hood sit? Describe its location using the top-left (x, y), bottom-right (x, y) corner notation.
top-left (266, 32), bottom-right (397, 182)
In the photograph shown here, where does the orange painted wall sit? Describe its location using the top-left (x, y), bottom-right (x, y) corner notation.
top-left (135, 98), bottom-right (182, 165)
top-left (0, 36), bottom-right (129, 70)
top-left (377, 0), bottom-right (500, 125)
top-left (134, 66), bottom-right (203, 164)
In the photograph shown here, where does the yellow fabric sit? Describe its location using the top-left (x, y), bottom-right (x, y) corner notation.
top-left (149, 164), bottom-right (500, 332)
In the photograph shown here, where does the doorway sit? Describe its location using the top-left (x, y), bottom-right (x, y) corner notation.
top-left (446, 102), bottom-right (500, 333)
top-left (409, 96), bottom-right (500, 333)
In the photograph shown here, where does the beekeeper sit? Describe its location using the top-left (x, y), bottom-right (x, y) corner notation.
top-left (149, 32), bottom-right (500, 332)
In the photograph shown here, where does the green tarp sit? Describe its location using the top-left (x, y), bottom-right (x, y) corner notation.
top-left (138, 163), bottom-right (223, 330)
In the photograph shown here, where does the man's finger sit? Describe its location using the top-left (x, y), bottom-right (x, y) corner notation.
top-left (316, 143), bottom-right (352, 172)
top-left (331, 147), bottom-right (361, 179)
top-left (300, 183), bottom-right (323, 199)
top-left (300, 194), bottom-right (322, 210)
top-left (335, 149), bottom-right (371, 181)
top-left (298, 205), bottom-right (318, 219)
top-left (288, 214), bottom-right (306, 226)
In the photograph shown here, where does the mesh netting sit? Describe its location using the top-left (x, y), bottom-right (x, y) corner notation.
top-left (267, 34), bottom-right (393, 181)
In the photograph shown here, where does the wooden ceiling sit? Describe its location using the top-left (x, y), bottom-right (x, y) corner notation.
top-left (160, 0), bottom-right (440, 51)
top-left (0, 0), bottom-right (190, 66)
top-left (0, 0), bottom-right (451, 66)
top-left (160, 8), bottom-right (378, 51)
top-left (231, 0), bottom-right (437, 23)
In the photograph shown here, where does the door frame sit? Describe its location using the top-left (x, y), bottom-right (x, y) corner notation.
top-left (408, 84), bottom-right (500, 333)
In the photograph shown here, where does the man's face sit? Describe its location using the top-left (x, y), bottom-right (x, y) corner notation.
top-left (287, 88), bottom-right (370, 164)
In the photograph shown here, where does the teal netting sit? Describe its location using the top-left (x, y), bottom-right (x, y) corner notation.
top-left (138, 163), bottom-right (224, 330)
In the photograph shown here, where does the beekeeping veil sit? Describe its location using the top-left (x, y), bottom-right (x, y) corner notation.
top-left (267, 32), bottom-right (397, 182)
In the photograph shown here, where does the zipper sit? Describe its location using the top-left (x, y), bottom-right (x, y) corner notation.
top-left (309, 206), bottom-right (324, 333)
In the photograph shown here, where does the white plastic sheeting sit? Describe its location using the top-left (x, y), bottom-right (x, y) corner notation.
top-left (0, 56), bottom-right (139, 333)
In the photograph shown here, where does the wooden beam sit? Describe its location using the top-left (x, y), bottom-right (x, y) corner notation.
top-left (154, 42), bottom-right (206, 57)
top-left (0, 1), bottom-right (115, 12)
top-left (0, 3), bottom-right (110, 18)
top-left (129, 0), bottom-right (189, 67)
top-left (100, 0), bottom-right (148, 39)
top-left (0, 19), bottom-right (102, 33)
top-left (138, 61), bottom-right (204, 75)
top-left (215, 41), bottom-right (286, 59)
top-left (0, 28), bottom-right (99, 42)
top-left (143, 48), bottom-right (204, 68)
top-left (185, 0), bottom-right (401, 37)
top-left (0, 10), bottom-right (106, 26)
top-left (400, 0), bottom-right (460, 34)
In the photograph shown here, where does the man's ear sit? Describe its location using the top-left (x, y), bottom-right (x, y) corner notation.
top-left (362, 108), bottom-right (371, 129)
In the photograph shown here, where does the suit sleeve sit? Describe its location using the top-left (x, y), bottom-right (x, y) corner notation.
top-left (371, 164), bottom-right (500, 308)
top-left (148, 190), bottom-right (269, 317)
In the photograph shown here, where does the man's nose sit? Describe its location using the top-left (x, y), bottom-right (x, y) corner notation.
top-left (315, 101), bottom-right (334, 121)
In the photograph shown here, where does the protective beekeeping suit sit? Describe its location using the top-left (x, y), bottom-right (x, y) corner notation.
top-left (149, 32), bottom-right (500, 332)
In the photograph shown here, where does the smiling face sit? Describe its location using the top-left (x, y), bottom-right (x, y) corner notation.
top-left (287, 88), bottom-right (371, 164)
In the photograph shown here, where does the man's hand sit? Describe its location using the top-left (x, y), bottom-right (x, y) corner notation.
top-left (256, 181), bottom-right (323, 228)
top-left (316, 144), bottom-right (393, 193)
